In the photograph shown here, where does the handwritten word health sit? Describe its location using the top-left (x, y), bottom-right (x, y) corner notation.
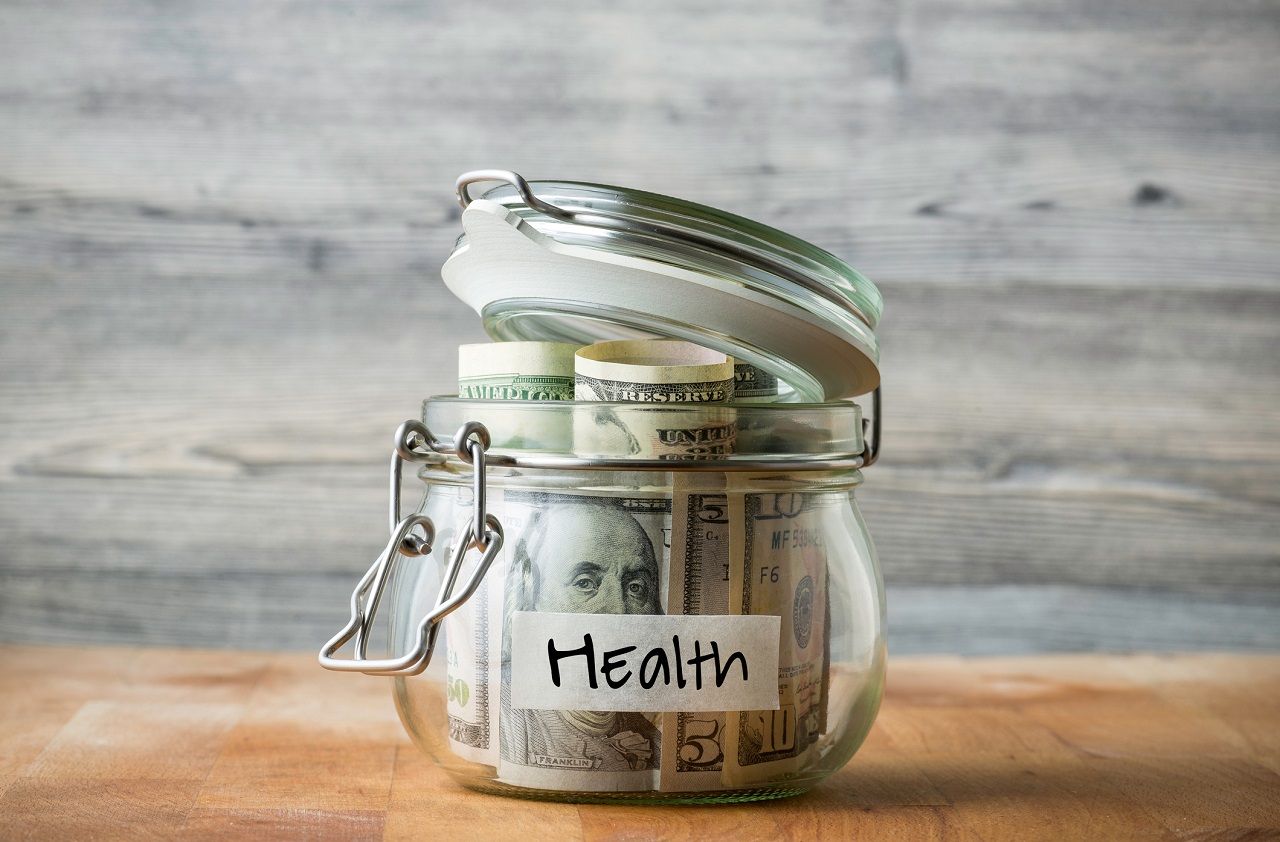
top-left (510, 612), bottom-right (781, 713)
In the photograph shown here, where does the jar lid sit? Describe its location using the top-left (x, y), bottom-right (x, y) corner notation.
top-left (440, 170), bottom-right (882, 401)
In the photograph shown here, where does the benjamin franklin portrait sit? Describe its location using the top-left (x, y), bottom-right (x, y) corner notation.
top-left (501, 500), bottom-right (663, 773)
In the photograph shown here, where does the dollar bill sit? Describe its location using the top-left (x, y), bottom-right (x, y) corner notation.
top-left (445, 485), bottom-right (507, 766)
top-left (496, 490), bottom-right (672, 792)
top-left (732, 362), bottom-right (780, 401)
top-left (573, 339), bottom-right (736, 461)
top-left (572, 338), bottom-right (739, 792)
top-left (458, 341), bottom-right (579, 400)
top-left (447, 341), bottom-right (579, 766)
top-left (575, 339), bottom-right (734, 404)
top-left (723, 490), bottom-right (831, 786)
top-left (660, 481), bottom-right (733, 790)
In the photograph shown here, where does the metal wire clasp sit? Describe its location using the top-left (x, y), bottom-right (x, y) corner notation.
top-left (318, 420), bottom-right (504, 676)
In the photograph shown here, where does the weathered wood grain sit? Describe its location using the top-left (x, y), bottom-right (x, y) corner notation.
top-left (1, 646), bottom-right (1278, 840)
top-left (0, 0), bottom-right (1277, 652)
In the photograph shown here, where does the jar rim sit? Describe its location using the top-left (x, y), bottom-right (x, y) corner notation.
top-left (422, 395), bottom-right (868, 471)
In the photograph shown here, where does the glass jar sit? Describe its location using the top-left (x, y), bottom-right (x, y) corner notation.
top-left (373, 397), bottom-right (885, 804)
top-left (318, 169), bottom-right (889, 805)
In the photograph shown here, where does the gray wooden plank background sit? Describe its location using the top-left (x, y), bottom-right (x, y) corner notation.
top-left (0, 0), bottom-right (1277, 654)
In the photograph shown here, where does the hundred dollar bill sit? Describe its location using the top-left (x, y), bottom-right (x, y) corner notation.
top-left (458, 341), bottom-right (579, 400)
top-left (723, 491), bottom-right (831, 786)
top-left (497, 490), bottom-right (672, 792)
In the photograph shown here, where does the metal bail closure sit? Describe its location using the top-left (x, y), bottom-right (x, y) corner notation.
top-left (862, 385), bottom-right (881, 468)
top-left (318, 420), bottom-right (504, 677)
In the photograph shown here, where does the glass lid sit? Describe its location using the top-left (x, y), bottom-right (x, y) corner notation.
top-left (441, 170), bottom-right (882, 401)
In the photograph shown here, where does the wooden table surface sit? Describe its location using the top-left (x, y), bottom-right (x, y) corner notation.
top-left (1, 646), bottom-right (1277, 840)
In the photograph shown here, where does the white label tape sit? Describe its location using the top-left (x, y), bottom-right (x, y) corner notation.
top-left (510, 611), bottom-right (781, 712)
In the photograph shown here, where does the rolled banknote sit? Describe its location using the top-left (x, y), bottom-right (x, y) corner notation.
top-left (571, 339), bottom-right (741, 790)
top-left (573, 340), bottom-right (736, 461)
top-left (620, 351), bottom-right (745, 791)
top-left (575, 339), bottom-right (733, 404)
top-left (447, 341), bottom-right (578, 767)
top-left (458, 341), bottom-right (579, 401)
